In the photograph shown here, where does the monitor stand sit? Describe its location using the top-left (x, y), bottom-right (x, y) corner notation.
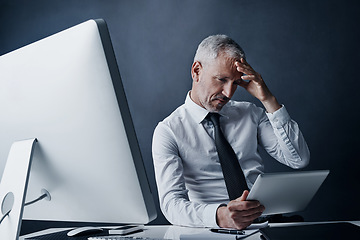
top-left (0, 138), bottom-right (37, 240)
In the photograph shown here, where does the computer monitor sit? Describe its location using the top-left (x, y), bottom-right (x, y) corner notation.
top-left (0, 19), bottom-right (157, 233)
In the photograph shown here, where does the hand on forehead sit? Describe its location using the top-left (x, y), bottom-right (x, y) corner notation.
top-left (235, 58), bottom-right (255, 76)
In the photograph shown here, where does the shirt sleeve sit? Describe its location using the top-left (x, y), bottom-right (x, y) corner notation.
top-left (152, 122), bottom-right (221, 228)
top-left (258, 105), bottom-right (310, 169)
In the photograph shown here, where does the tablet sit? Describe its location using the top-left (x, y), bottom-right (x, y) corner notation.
top-left (247, 170), bottom-right (329, 216)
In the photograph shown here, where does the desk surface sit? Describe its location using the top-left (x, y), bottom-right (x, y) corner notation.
top-left (20, 221), bottom-right (360, 240)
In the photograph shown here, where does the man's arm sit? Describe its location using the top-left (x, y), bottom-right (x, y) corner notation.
top-left (152, 122), bottom-right (221, 228)
top-left (236, 58), bottom-right (310, 168)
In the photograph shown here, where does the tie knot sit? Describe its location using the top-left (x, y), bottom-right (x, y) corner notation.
top-left (207, 112), bottom-right (220, 127)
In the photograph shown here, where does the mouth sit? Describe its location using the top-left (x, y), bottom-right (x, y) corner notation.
top-left (213, 97), bottom-right (229, 106)
top-left (215, 99), bottom-right (226, 104)
top-left (213, 95), bottom-right (229, 103)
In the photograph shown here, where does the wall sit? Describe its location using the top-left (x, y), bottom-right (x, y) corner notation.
top-left (0, 0), bottom-right (359, 234)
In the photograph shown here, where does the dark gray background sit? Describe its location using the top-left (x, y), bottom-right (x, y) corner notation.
top-left (1, 0), bottom-right (359, 234)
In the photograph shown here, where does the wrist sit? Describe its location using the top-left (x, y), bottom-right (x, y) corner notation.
top-left (216, 205), bottom-right (226, 227)
top-left (216, 205), bottom-right (231, 228)
top-left (261, 95), bottom-right (281, 113)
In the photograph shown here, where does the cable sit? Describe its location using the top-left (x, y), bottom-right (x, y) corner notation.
top-left (0, 189), bottom-right (51, 224)
top-left (0, 209), bottom-right (11, 224)
top-left (24, 193), bottom-right (47, 206)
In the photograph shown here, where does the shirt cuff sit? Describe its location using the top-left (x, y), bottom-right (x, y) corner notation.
top-left (203, 203), bottom-right (225, 228)
top-left (265, 105), bottom-right (291, 129)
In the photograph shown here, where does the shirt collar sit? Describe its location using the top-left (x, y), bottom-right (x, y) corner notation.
top-left (184, 91), bottom-right (230, 124)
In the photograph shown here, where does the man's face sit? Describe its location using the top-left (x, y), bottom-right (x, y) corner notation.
top-left (191, 53), bottom-right (243, 112)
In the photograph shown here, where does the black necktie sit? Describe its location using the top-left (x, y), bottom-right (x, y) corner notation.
top-left (207, 113), bottom-right (249, 200)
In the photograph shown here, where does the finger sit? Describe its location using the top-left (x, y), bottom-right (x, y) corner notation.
top-left (241, 75), bottom-right (260, 83)
top-left (239, 58), bottom-right (253, 69)
top-left (236, 210), bottom-right (264, 223)
top-left (235, 61), bottom-right (252, 71)
top-left (230, 204), bottom-right (264, 217)
top-left (235, 61), bottom-right (248, 68)
top-left (238, 58), bottom-right (257, 74)
top-left (228, 199), bottom-right (261, 212)
top-left (239, 190), bottom-right (249, 201)
top-left (230, 207), bottom-right (264, 224)
top-left (241, 205), bottom-right (265, 217)
top-left (236, 67), bottom-right (254, 76)
top-left (235, 61), bottom-right (243, 73)
top-left (235, 59), bottom-right (253, 70)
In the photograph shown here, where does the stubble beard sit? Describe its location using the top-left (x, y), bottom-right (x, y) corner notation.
top-left (203, 98), bottom-right (228, 113)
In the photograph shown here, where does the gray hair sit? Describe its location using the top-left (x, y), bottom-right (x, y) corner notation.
top-left (194, 34), bottom-right (245, 65)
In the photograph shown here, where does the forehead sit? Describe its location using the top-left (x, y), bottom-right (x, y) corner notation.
top-left (205, 53), bottom-right (240, 77)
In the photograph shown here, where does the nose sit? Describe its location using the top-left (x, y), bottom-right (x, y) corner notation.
top-left (222, 81), bottom-right (237, 99)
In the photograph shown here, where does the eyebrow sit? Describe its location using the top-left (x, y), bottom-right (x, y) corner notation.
top-left (215, 75), bottom-right (242, 83)
top-left (214, 74), bottom-right (230, 79)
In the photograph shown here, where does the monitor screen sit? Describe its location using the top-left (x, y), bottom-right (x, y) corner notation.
top-left (0, 19), bottom-right (157, 225)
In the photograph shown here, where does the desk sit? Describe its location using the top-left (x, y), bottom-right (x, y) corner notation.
top-left (20, 221), bottom-right (360, 240)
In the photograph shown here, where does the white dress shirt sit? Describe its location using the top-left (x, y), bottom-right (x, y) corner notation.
top-left (152, 93), bottom-right (310, 228)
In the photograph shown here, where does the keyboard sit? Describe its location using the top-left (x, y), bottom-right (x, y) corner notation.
top-left (24, 229), bottom-right (171, 240)
top-left (88, 237), bottom-right (170, 240)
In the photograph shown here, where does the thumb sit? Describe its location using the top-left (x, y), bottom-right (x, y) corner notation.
top-left (239, 190), bottom-right (249, 201)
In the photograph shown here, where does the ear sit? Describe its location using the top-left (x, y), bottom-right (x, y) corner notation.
top-left (191, 61), bottom-right (202, 82)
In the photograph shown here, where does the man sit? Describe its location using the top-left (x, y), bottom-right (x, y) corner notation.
top-left (152, 35), bottom-right (310, 230)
